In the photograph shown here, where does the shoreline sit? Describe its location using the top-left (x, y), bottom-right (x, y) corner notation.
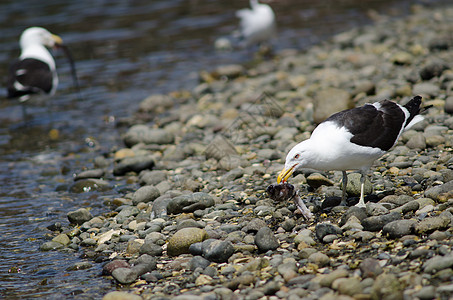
top-left (44, 3), bottom-right (453, 300)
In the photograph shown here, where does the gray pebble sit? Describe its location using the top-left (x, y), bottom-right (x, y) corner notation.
top-left (167, 192), bottom-right (215, 214)
top-left (112, 267), bottom-right (138, 284)
top-left (382, 219), bottom-right (417, 238)
top-left (315, 222), bottom-right (342, 242)
top-left (362, 212), bottom-right (401, 232)
top-left (202, 239), bottom-right (234, 263)
top-left (139, 241), bottom-right (163, 256)
top-left (423, 254), bottom-right (453, 273)
top-left (113, 156), bottom-right (155, 176)
top-left (360, 257), bottom-right (383, 278)
top-left (67, 208), bottom-right (93, 225)
top-left (255, 227), bottom-right (279, 252)
top-left (132, 185), bottom-right (160, 205)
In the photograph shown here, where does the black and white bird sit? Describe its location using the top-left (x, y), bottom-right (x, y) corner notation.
top-left (7, 27), bottom-right (63, 102)
top-left (236, 0), bottom-right (276, 46)
top-left (277, 96), bottom-right (426, 207)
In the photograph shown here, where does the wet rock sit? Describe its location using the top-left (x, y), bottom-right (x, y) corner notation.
top-left (255, 227), bottom-right (279, 252)
top-left (67, 208), bottom-right (93, 225)
top-left (113, 156), bottom-right (155, 176)
top-left (103, 291), bottom-right (143, 300)
top-left (69, 178), bottom-right (110, 193)
top-left (361, 212), bottom-right (401, 232)
top-left (40, 241), bottom-right (64, 251)
top-left (52, 233), bottom-right (70, 246)
top-left (167, 228), bottom-right (208, 256)
top-left (167, 192), bottom-right (215, 214)
top-left (382, 219), bottom-right (417, 238)
top-left (66, 262), bottom-right (93, 272)
top-left (132, 185), bottom-right (160, 205)
top-left (112, 267), bottom-right (138, 284)
top-left (103, 260), bottom-right (130, 275)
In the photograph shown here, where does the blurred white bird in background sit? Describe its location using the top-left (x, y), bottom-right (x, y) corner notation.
top-left (7, 27), bottom-right (81, 120)
top-left (236, 0), bottom-right (276, 47)
top-left (7, 27), bottom-right (63, 102)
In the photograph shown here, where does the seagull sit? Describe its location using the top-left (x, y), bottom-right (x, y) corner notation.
top-left (277, 96), bottom-right (426, 208)
top-left (236, 0), bottom-right (276, 46)
top-left (7, 27), bottom-right (63, 102)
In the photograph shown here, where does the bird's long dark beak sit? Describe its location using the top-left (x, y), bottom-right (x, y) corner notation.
top-left (59, 44), bottom-right (83, 101)
top-left (277, 164), bottom-right (297, 184)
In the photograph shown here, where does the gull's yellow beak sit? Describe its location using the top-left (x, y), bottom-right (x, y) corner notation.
top-left (52, 34), bottom-right (63, 46)
top-left (277, 164), bottom-right (297, 184)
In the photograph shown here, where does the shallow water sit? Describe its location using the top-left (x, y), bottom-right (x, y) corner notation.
top-left (0, 0), bottom-right (447, 298)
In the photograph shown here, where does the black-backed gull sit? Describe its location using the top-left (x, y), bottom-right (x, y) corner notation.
top-left (278, 96), bottom-right (426, 207)
top-left (7, 27), bottom-right (64, 102)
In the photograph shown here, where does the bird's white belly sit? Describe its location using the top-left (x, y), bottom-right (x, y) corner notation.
top-left (306, 123), bottom-right (386, 171)
top-left (309, 148), bottom-right (384, 171)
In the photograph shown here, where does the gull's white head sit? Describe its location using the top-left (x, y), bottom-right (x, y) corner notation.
top-left (20, 27), bottom-right (63, 50)
top-left (277, 141), bottom-right (313, 184)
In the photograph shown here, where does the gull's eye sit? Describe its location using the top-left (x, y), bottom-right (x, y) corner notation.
top-left (294, 154), bottom-right (300, 159)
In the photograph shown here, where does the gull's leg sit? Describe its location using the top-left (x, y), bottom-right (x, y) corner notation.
top-left (340, 171), bottom-right (348, 205)
top-left (356, 171), bottom-right (367, 208)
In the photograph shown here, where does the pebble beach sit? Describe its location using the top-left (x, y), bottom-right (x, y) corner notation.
top-left (41, 3), bottom-right (453, 300)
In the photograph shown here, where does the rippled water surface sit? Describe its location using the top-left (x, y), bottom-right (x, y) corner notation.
top-left (0, 0), bottom-right (447, 298)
